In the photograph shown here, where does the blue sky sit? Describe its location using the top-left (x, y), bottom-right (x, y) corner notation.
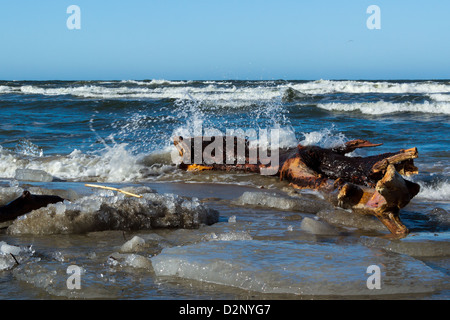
top-left (0, 0), bottom-right (449, 80)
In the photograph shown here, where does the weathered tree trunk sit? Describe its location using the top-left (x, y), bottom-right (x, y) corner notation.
top-left (174, 136), bottom-right (420, 236)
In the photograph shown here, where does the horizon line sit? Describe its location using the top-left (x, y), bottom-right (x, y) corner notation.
top-left (2, 78), bottom-right (450, 82)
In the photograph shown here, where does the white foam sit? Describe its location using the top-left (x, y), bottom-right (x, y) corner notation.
top-left (316, 101), bottom-right (450, 115)
top-left (290, 80), bottom-right (450, 95)
top-left (0, 85), bottom-right (13, 94)
top-left (299, 127), bottom-right (347, 148)
top-left (14, 83), bottom-right (285, 105)
top-left (0, 144), bottom-right (151, 182)
top-left (121, 79), bottom-right (193, 86)
top-left (416, 181), bottom-right (450, 201)
top-left (2, 81), bottom-right (450, 108)
top-left (429, 93), bottom-right (450, 102)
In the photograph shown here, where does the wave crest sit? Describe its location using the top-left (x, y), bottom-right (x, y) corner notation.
top-left (316, 101), bottom-right (450, 115)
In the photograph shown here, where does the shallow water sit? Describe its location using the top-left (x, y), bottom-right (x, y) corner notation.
top-left (0, 80), bottom-right (449, 299)
top-left (0, 180), bottom-right (448, 299)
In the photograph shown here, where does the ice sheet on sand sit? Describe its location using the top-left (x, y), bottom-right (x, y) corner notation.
top-left (151, 240), bottom-right (447, 296)
top-left (7, 188), bottom-right (219, 235)
top-left (360, 233), bottom-right (450, 257)
top-left (234, 192), bottom-right (330, 214)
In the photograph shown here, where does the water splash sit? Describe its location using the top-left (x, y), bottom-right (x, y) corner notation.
top-left (299, 126), bottom-right (347, 149)
top-left (169, 91), bottom-right (297, 149)
top-left (14, 139), bottom-right (44, 157)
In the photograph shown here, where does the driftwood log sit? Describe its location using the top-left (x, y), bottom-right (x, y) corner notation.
top-left (174, 136), bottom-right (420, 236)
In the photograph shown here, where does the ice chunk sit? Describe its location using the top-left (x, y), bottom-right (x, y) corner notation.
top-left (54, 202), bottom-right (66, 215)
top-left (0, 241), bottom-right (34, 271)
top-left (0, 242), bottom-right (21, 270)
top-left (234, 192), bottom-right (330, 214)
top-left (26, 187), bottom-right (79, 202)
top-left (9, 180), bottom-right (19, 188)
top-left (7, 190), bottom-right (219, 235)
top-left (15, 168), bottom-right (53, 182)
top-left (109, 252), bottom-right (152, 269)
top-left (138, 233), bottom-right (166, 242)
top-left (317, 208), bottom-right (387, 232)
top-left (151, 240), bottom-right (447, 296)
top-left (1, 243), bottom-right (22, 255)
top-left (300, 217), bottom-right (339, 235)
top-left (10, 256), bottom-right (113, 299)
top-left (0, 186), bottom-right (24, 206)
top-left (120, 236), bottom-right (146, 252)
top-left (0, 256), bottom-right (15, 271)
top-left (124, 254), bottom-right (152, 269)
top-left (203, 231), bottom-right (252, 241)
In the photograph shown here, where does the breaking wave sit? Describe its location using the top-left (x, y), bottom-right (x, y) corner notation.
top-left (13, 83), bottom-right (285, 106)
top-left (0, 143), bottom-right (175, 183)
top-left (289, 80), bottom-right (450, 95)
top-left (1, 80), bottom-right (450, 113)
top-left (316, 101), bottom-right (450, 115)
top-left (416, 180), bottom-right (450, 201)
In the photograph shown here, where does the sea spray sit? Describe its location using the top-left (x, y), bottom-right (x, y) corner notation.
top-left (299, 126), bottom-right (347, 149)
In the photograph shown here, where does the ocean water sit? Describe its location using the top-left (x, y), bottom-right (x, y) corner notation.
top-left (0, 79), bottom-right (449, 299)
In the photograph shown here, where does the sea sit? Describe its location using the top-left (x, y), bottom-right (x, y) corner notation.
top-left (0, 79), bottom-right (448, 300)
